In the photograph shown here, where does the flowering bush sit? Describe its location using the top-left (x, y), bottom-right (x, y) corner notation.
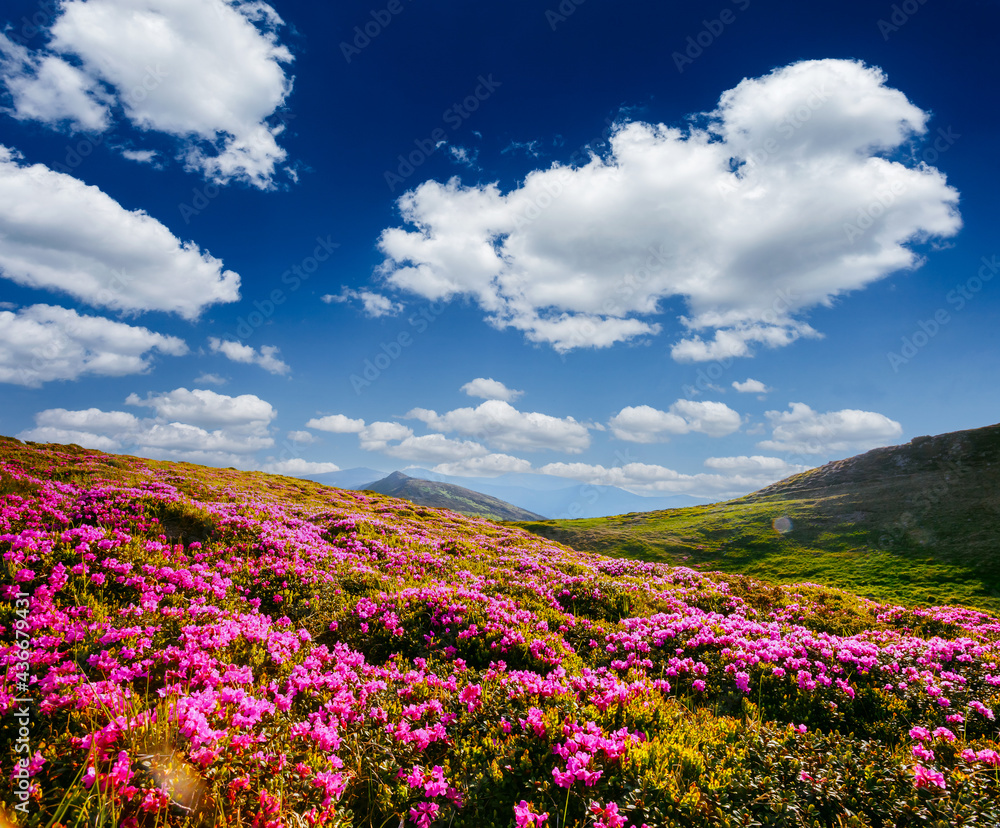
top-left (1, 437), bottom-right (998, 826)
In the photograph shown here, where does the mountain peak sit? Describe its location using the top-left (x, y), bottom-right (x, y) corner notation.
top-left (382, 470), bottom-right (411, 484)
top-left (360, 471), bottom-right (544, 521)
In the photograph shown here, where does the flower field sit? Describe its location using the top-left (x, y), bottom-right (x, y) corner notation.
top-left (2, 438), bottom-right (999, 827)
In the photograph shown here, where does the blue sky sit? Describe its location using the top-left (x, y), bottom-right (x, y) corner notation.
top-left (0, 0), bottom-right (996, 501)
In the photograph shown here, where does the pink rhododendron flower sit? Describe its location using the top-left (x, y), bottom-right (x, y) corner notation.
top-left (515, 800), bottom-right (549, 827)
top-left (913, 764), bottom-right (946, 789)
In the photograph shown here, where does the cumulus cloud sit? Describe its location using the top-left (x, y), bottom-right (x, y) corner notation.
top-left (703, 455), bottom-right (808, 476)
top-left (382, 433), bottom-right (489, 464)
top-left (448, 145), bottom-right (478, 168)
top-left (0, 35), bottom-right (110, 131)
top-left (609, 400), bottom-right (741, 443)
top-left (539, 455), bottom-right (811, 498)
top-left (322, 288), bottom-right (403, 318)
top-left (358, 421), bottom-right (414, 452)
top-left (431, 453), bottom-right (533, 477)
top-left (0, 147), bottom-right (240, 318)
top-left (732, 378), bottom-right (770, 394)
top-left (460, 377), bottom-right (524, 402)
top-left (124, 387), bottom-right (275, 431)
top-left (300, 411), bottom-right (530, 475)
top-left (19, 387), bottom-right (277, 466)
top-left (0, 304), bottom-right (187, 387)
top-left (121, 149), bottom-right (159, 165)
top-left (261, 458), bottom-right (340, 476)
top-left (757, 403), bottom-right (903, 456)
top-left (286, 430), bottom-right (317, 444)
top-left (0, 0), bottom-right (295, 188)
top-left (376, 59), bottom-right (960, 356)
top-left (194, 373), bottom-right (226, 386)
top-left (306, 414), bottom-right (366, 434)
top-left (407, 400), bottom-right (591, 453)
top-left (208, 337), bottom-right (289, 375)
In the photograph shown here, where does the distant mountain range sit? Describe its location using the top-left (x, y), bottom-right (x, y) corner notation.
top-left (306, 467), bottom-right (707, 519)
top-left (358, 471), bottom-right (545, 521)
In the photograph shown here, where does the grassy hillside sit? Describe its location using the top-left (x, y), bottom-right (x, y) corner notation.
top-left (2, 437), bottom-right (999, 827)
top-left (519, 424), bottom-right (1000, 615)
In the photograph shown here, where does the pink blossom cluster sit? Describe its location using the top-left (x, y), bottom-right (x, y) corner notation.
top-left (0, 443), bottom-right (998, 825)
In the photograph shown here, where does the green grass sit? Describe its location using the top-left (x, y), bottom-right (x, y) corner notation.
top-left (517, 492), bottom-right (1000, 615)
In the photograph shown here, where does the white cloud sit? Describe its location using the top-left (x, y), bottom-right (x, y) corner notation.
top-left (0, 147), bottom-right (240, 318)
top-left (19, 388), bottom-right (278, 466)
top-left (208, 337), bottom-right (289, 375)
top-left (306, 414), bottom-right (366, 433)
top-left (609, 400), bottom-right (741, 443)
top-left (121, 149), bottom-right (159, 165)
top-left (448, 145), bottom-right (478, 168)
top-left (431, 453), bottom-right (532, 477)
top-left (1, 0), bottom-right (295, 188)
top-left (407, 400), bottom-right (591, 453)
top-left (261, 458), bottom-right (340, 476)
top-left (703, 455), bottom-right (809, 476)
top-left (670, 324), bottom-right (817, 363)
top-left (460, 377), bottom-right (524, 402)
top-left (732, 378), bottom-right (770, 394)
top-left (287, 430), bottom-right (316, 444)
top-left (0, 304), bottom-right (187, 387)
top-left (0, 35), bottom-right (110, 131)
top-left (539, 456), bottom-right (811, 498)
top-left (376, 59), bottom-right (959, 356)
top-left (301, 411), bottom-right (527, 472)
top-left (358, 421), bottom-right (414, 452)
top-left (322, 288), bottom-right (403, 318)
top-left (194, 373), bottom-right (226, 386)
top-left (383, 433), bottom-right (489, 464)
top-left (124, 387), bottom-right (275, 431)
top-left (757, 402), bottom-right (903, 456)
top-left (502, 139), bottom-right (542, 158)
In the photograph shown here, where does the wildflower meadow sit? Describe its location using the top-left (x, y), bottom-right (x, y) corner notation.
top-left (1, 437), bottom-right (998, 826)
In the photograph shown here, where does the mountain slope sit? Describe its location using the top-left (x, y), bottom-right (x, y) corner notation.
top-left (360, 470), bottom-right (545, 521)
top-left (518, 422), bottom-right (1000, 613)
